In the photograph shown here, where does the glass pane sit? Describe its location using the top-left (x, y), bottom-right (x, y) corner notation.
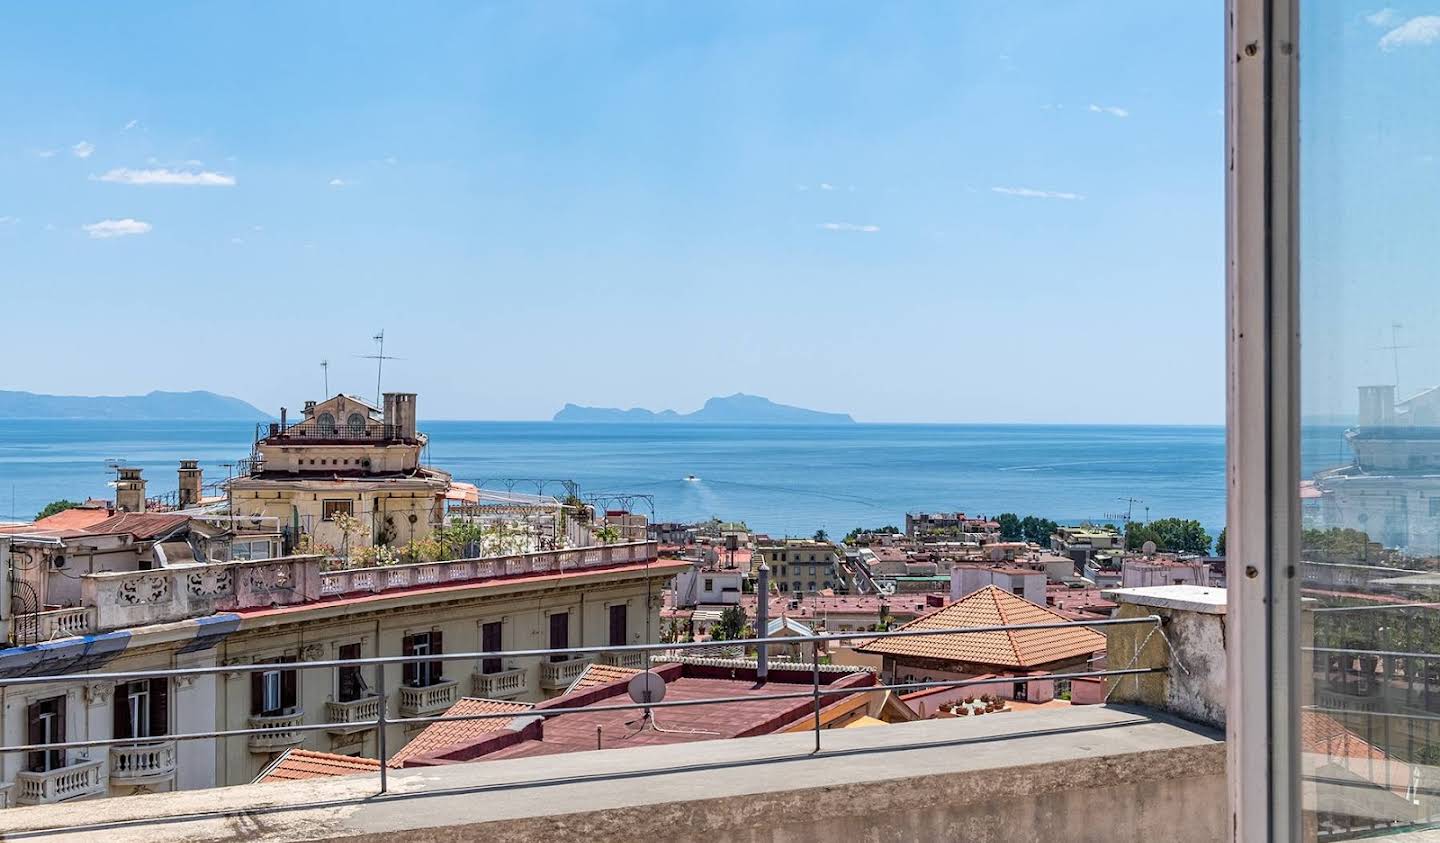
top-left (1300, 5), bottom-right (1440, 837)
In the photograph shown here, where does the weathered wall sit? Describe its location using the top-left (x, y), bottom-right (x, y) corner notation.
top-left (1104, 589), bottom-right (1227, 729)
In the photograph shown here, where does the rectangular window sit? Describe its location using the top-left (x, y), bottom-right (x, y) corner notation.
top-left (337, 643), bottom-right (366, 702)
top-left (251, 657), bottom-right (298, 716)
top-left (27, 695), bottom-right (65, 772)
top-left (548, 612), bottom-right (569, 662)
top-left (114, 678), bottom-right (168, 739)
top-left (703, 578), bottom-right (714, 591)
top-left (322, 499), bottom-right (353, 521)
top-left (402, 631), bottom-right (444, 687)
top-left (481, 621), bottom-right (503, 674)
top-left (608, 604), bottom-right (627, 647)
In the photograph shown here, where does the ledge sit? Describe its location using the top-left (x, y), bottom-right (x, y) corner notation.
top-left (0, 705), bottom-right (1223, 842)
top-left (1103, 584), bottom-right (1228, 615)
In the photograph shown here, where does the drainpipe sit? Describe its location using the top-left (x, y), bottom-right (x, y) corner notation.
top-left (756, 563), bottom-right (770, 682)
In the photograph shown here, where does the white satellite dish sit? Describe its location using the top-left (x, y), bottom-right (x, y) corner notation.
top-left (627, 671), bottom-right (666, 705)
top-left (1142, 540), bottom-right (1158, 555)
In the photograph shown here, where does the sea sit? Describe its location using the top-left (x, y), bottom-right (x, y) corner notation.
top-left (0, 420), bottom-right (1354, 538)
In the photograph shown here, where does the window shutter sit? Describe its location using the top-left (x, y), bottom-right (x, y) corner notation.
top-left (281, 666), bottom-right (297, 711)
top-left (250, 671), bottom-right (264, 715)
top-left (113, 684), bottom-right (130, 739)
top-left (150, 678), bottom-right (169, 737)
top-left (402, 635), bottom-right (416, 687)
top-left (27, 703), bottom-right (44, 772)
top-left (430, 630), bottom-right (444, 680)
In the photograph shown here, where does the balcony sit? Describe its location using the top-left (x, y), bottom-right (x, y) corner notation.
top-left (398, 679), bottom-right (459, 717)
top-left (540, 656), bottom-right (594, 690)
top-left (596, 651), bottom-right (647, 669)
top-left (108, 741), bottom-right (177, 786)
top-left (325, 696), bottom-right (381, 735)
top-left (14, 758), bottom-right (105, 805)
top-left (471, 667), bottom-right (528, 700)
top-left (248, 712), bottom-right (306, 753)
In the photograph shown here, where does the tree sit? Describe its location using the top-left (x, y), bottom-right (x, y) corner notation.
top-left (1126, 518), bottom-right (1211, 555)
top-left (1215, 527), bottom-right (1227, 557)
top-left (1019, 516), bottom-right (1059, 545)
top-left (813, 529), bottom-right (829, 542)
top-left (1302, 527), bottom-right (1372, 562)
top-left (710, 606), bottom-right (747, 641)
top-left (843, 525), bottom-right (899, 543)
top-left (996, 513), bottom-right (1023, 541)
top-left (35, 499), bottom-right (81, 521)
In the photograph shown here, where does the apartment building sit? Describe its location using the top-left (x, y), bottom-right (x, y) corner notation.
top-left (752, 540), bottom-right (845, 594)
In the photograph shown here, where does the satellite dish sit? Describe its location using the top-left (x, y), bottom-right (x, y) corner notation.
top-left (627, 671), bottom-right (666, 705)
top-left (1142, 540), bottom-right (1158, 555)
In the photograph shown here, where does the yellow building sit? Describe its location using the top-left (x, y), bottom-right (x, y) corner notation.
top-left (229, 393), bottom-right (451, 553)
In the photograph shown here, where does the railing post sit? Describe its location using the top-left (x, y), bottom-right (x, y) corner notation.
top-left (376, 661), bottom-right (388, 794)
top-left (811, 639), bottom-right (821, 754)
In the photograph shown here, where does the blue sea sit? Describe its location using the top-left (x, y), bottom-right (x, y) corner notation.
top-left (0, 420), bottom-right (1354, 538)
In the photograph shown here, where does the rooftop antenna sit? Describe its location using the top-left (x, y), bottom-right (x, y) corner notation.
top-left (321, 359), bottom-right (330, 396)
top-left (356, 330), bottom-right (402, 408)
top-left (1377, 322), bottom-right (1411, 395)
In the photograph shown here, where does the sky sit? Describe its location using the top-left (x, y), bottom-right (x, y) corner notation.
top-left (2, 2), bottom-right (1228, 424)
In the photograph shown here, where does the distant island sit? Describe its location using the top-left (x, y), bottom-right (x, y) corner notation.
top-left (553, 393), bottom-right (855, 424)
top-left (0, 390), bottom-right (271, 420)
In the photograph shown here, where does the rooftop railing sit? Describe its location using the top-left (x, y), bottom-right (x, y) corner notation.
top-left (0, 613), bottom-right (1163, 804)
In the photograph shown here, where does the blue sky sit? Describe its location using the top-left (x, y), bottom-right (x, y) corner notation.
top-left (2, 2), bottom-right (1226, 423)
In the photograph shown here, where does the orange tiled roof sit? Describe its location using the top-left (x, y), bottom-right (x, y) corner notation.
top-left (254, 748), bottom-right (381, 783)
top-left (568, 662), bottom-right (644, 693)
top-left (856, 585), bottom-right (1105, 669)
top-left (388, 697), bottom-right (534, 764)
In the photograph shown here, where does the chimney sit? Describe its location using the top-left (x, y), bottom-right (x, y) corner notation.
top-left (178, 460), bottom-right (203, 509)
top-left (302, 400), bottom-right (317, 418)
top-left (1358, 385), bottom-right (1396, 428)
top-left (115, 467), bottom-right (147, 513)
top-left (280, 406), bottom-right (288, 431)
top-left (384, 392), bottom-right (417, 440)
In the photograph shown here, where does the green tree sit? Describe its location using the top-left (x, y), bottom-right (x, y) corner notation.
top-left (996, 513), bottom-right (1023, 541)
top-left (1126, 518), bottom-right (1212, 555)
top-left (594, 525), bottom-right (622, 545)
top-left (842, 525), bottom-right (898, 543)
top-left (1215, 527), bottom-right (1227, 557)
top-left (1019, 516), bottom-right (1059, 545)
top-left (34, 500), bottom-right (81, 521)
top-left (710, 605), bottom-right (747, 641)
top-left (1301, 527), bottom-right (1372, 562)
top-left (813, 529), bottom-right (829, 542)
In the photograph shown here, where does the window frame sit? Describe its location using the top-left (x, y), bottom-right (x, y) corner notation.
top-left (322, 499), bottom-right (354, 521)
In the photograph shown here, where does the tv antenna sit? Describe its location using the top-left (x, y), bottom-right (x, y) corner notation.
top-left (356, 330), bottom-right (402, 408)
top-left (1376, 322), bottom-right (1412, 395)
top-left (321, 359), bottom-right (330, 396)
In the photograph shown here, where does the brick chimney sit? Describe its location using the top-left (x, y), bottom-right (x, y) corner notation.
top-left (383, 392), bottom-right (417, 440)
top-left (178, 460), bottom-right (203, 509)
top-left (115, 467), bottom-right (146, 513)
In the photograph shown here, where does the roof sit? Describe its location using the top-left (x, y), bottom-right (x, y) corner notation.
top-left (254, 748), bottom-right (381, 783)
top-left (388, 697), bottom-right (535, 765)
top-left (856, 585), bottom-right (1106, 669)
top-left (81, 512), bottom-right (192, 540)
top-left (567, 662), bottom-right (644, 693)
top-left (766, 617), bottom-right (814, 637)
top-left (34, 507), bottom-right (114, 531)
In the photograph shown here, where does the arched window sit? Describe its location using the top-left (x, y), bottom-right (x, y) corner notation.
top-left (346, 412), bottom-right (366, 435)
top-left (317, 412), bottom-right (336, 434)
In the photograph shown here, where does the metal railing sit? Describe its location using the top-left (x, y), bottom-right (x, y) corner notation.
top-left (0, 613), bottom-right (1163, 802)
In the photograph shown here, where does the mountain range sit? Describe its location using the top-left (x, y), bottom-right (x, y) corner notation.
top-left (0, 390), bottom-right (271, 420)
top-left (553, 393), bottom-right (855, 424)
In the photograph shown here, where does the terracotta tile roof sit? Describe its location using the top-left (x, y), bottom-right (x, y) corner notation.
top-left (84, 512), bottom-right (191, 540)
top-left (856, 585), bottom-right (1106, 669)
top-left (34, 507), bottom-right (114, 531)
top-left (254, 748), bottom-right (380, 783)
top-left (568, 662), bottom-right (643, 693)
top-left (388, 697), bottom-right (534, 764)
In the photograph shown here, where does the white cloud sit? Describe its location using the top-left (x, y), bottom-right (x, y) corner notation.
top-left (818, 222), bottom-right (879, 233)
top-left (328, 178), bottom-right (349, 187)
top-left (0, 216), bottom-right (17, 225)
top-left (819, 182), bottom-right (836, 191)
top-left (122, 119), bottom-right (139, 131)
top-left (1380, 16), bottom-right (1440, 49)
top-left (72, 141), bottom-right (95, 159)
top-left (991, 186), bottom-right (1084, 200)
top-left (82, 218), bottom-right (152, 239)
top-left (1367, 8), bottom-right (1400, 27)
top-left (96, 167), bottom-right (236, 186)
top-left (230, 237), bottom-right (244, 245)
top-left (36, 149), bottom-right (57, 159)
top-left (1088, 104), bottom-right (1130, 118)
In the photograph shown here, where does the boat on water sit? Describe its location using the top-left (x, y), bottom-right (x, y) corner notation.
top-left (684, 475), bottom-right (699, 482)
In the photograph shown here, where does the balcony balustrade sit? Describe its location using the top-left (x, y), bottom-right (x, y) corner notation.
top-left (108, 741), bottom-right (178, 785)
top-left (596, 651), bottom-right (647, 670)
top-left (248, 711), bottom-right (306, 753)
top-left (15, 759), bottom-right (105, 805)
top-left (325, 696), bottom-right (382, 735)
top-left (471, 667), bottom-right (528, 699)
top-left (540, 657), bottom-right (594, 689)
top-left (398, 679), bottom-right (460, 717)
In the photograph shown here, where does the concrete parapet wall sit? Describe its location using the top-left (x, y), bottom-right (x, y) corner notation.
top-left (1103, 585), bottom-right (1228, 729)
